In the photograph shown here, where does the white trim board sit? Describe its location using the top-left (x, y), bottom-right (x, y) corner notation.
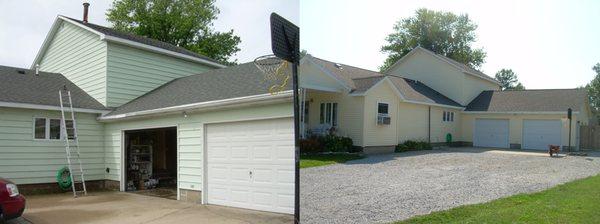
top-left (98, 91), bottom-right (293, 121)
top-left (462, 111), bottom-right (579, 115)
top-left (0, 101), bottom-right (110, 114)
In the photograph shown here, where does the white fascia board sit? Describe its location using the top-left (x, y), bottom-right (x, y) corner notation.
top-left (0, 101), bottom-right (111, 114)
top-left (462, 111), bottom-right (579, 115)
top-left (102, 35), bottom-right (226, 68)
top-left (98, 91), bottom-right (293, 121)
top-left (403, 100), bottom-right (465, 110)
top-left (301, 84), bottom-right (343, 93)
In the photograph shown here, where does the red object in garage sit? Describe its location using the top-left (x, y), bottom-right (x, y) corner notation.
top-left (0, 177), bottom-right (26, 222)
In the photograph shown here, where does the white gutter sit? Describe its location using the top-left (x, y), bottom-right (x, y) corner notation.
top-left (98, 91), bottom-right (293, 121)
top-left (0, 101), bottom-right (110, 114)
top-left (462, 111), bottom-right (578, 115)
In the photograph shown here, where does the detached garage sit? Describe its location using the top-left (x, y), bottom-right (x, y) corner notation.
top-left (99, 63), bottom-right (295, 214)
top-left (463, 89), bottom-right (593, 150)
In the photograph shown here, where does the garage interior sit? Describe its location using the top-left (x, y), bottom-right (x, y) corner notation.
top-left (124, 127), bottom-right (177, 200)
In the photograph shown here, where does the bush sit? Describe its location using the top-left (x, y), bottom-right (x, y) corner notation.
top-left (300, 134), bottom-right (356, 154)
top-left (395, 140), bottom-right (432, 152)
top-left (300, 138), bottom-right (324, 154)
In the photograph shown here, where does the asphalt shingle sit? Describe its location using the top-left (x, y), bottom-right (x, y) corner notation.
top-left (0, 65), bottom-right (106, 110)
top-left (466, 89), bottom-right (587, 112)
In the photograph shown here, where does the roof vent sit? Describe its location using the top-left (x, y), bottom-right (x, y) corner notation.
top-left (35, 64), bottom-right (40, 75)
top-left (334, 63), bottom-right (343, 69)
top-left (17, 70), bottom-right (25, 74)
top-left (83, 2), bottom-right (90, 23)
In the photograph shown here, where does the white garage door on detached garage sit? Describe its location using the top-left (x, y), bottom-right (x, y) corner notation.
top-left (205, 117), bottom-right (294, 214)
top-left (474, 119), bottom-right (509, 148)
top-left (523, 120), bottom-right (561, 150)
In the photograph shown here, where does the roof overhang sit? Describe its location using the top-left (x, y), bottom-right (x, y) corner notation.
top-left (98, 91), bottom-right (292, 122)
top-left (0, 101), bottom-right (110, 114)
top-left (351, 76), bottom-right (465, 110)
top-left (462, 111), bottom-right (579, 115)
top-left (299, 55), bottom-right (352, 92)
top-left (31, 16), bottom-right (225, 69)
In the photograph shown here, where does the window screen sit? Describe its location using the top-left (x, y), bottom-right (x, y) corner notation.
top-left (378, 103), bottom-right (389, 114)
top-left (49, 119), bottom-right (61, 140)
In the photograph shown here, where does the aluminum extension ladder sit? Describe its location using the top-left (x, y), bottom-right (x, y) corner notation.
top-left (59, 86), bottom-right (87, 197)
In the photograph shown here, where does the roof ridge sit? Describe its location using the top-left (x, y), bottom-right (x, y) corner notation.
top-left (312, 56), bottom-right (382, 74)
top-left (487, 88), bottom-right (583, 92)
top-left (60, 16), bottom-right (222, 65)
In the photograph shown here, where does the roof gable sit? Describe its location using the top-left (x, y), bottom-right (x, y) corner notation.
top-left (31, 15), bottom-right (224, 69)
top-left (385, 46), bottom-right (500, 85)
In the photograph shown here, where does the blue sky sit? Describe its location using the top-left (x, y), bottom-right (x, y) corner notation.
top-left (301, 0), bottom-right (600, 89)
top-left (0, 0), bottom-right (298, 68)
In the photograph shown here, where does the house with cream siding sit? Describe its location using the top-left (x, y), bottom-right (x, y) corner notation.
top-left (299, 47), bottom-right (592, 154)
top-left (0, 14), bottom-right (294, 215)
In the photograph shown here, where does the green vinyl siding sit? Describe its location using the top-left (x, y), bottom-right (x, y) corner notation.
top-left (103, 102), bottom-right (292, 191)
top-left (38, 22), bottom-right (108, 106)
top-left (0, 108), bottom-right (104, 184)
top-left (106, 43), bottom-right (214, 107)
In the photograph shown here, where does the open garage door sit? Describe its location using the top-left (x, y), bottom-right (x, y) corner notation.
top-left (473, 119), bottom-right (509, 148)
top-left (523, 120), bottom-right (562, 150)
top-left (206, 117), bottom-right (294, 214)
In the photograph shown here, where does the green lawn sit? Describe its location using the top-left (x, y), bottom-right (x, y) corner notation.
top-left (300, 154), bottom-right (364, 168)
top-left (396, 174), bottom-right (600, 224)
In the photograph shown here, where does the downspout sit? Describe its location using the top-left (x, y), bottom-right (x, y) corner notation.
top-left (428, 106), bottom-right (431, 143)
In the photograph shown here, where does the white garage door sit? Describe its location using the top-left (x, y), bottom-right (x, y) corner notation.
top-left (206, 118), bottom-right (294, 214)
top-left (523, 120), bottom-right (561, 150)
top-left (473, 119), bottom-right (509, 148)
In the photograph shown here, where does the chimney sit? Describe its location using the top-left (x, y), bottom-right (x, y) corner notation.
top-left (83, 2), bottom-right (90, 23)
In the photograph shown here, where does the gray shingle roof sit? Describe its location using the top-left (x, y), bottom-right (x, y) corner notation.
top-left (63, 16), bottom-right (223, 66)
top-left (0, 65), bottom-right (106, 110)
top-left (466, 89), bottom-right (588, 112)
top-left (107, 62), bottom-right (291, 116)
top-left (388, 76), bottom-right (462, 107)
top-left (311, 56), bottom-right (462, 108)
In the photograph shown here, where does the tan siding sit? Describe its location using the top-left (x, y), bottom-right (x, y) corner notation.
top-left (0, 108), bottom-right (104, 184)
top-left (306, 90), bottom-right (364, 146)
top-left (463, 74), bottom-right (501, 104)
top-left (363, 81), bottom-right (400, 146)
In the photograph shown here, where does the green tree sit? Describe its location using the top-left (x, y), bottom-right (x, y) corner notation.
top-left (106, 0), bottom-right (241, 65)
top-left (380, 8), bottom-right (485, 72)
top-left (585, 63), bottom-right (600, 123)
top-left (495, 69), bottom-right (525, 90)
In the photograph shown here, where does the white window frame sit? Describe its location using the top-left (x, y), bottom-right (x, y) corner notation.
top-left (319, 102), bottom-right (338, 127)
top-left (32, 117), bottom-right (73, 141)
top-left (443, 111), bottom-right (454, 122)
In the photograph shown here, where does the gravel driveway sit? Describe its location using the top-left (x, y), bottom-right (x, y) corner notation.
top-left (300, 148), bottom-right (600, 224)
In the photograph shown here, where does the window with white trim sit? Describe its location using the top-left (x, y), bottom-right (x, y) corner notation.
top-left (443, 111), bottom-right (454, 122)
top-left (33, 118), bottom-right (74, 140)
top-left (319, 102), bottom-right (338, 126)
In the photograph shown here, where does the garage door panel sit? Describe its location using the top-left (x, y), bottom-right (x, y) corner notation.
top-left (523, 120), bottom-right (561, 150)
top-left (207, 118), bottom-right (294, 214)
top-left (474, 119), bottom-right (509, 148)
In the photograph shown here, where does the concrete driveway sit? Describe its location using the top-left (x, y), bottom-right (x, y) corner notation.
top-left (18, 191), bottom-right (292, 224)
top-left (300, 148), bottom-right (600, 224)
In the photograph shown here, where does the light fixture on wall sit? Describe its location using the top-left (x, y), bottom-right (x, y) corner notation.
top-left (182, 111), bottom-right (188, 118)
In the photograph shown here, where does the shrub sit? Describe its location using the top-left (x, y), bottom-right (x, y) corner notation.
top-left (395, 140), bottom-right (432, 152)
top-left (301, 134), bottom-right (356, 154)
top-left (300, 138), bottom-right (324, 154)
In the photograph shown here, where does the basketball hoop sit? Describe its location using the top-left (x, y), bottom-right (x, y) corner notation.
top-left (254, 54), bottom-right (291, 95)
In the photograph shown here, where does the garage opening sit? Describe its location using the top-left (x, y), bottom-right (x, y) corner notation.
top-left (124, 127), bottom-right (177, 200)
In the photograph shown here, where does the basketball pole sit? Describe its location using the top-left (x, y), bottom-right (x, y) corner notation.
top-left (292, 60), bottom-right (300, 224)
